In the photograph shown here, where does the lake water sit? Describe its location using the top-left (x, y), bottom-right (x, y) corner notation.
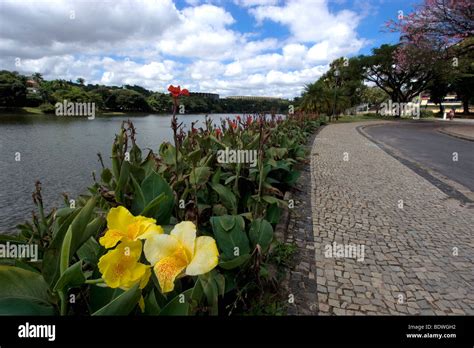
top-left (0, 113), bottom-right (238, 232)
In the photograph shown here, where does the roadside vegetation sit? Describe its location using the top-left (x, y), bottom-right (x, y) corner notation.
top-left (0, 103), bottom-right (324, 315)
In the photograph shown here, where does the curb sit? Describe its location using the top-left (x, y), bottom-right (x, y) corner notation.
top-left (357, 123), bottom-right (473, 204)
top-left (438, 128), bottom-right (474, 142)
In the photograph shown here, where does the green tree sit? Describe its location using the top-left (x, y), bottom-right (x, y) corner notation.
top-left (106, 89), bottom-right (150, 112)
top-left (355, 44), bottom-right (434, 116)
top-left (361, 86), bottom-right (388, 115)
top-left (0, 70), bottom-right (27, 107)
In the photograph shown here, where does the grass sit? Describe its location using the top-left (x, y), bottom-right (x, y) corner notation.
top-left (22, 107), bottom-right (44, 114)
top-left (330, 114), bottom-right (387, 123)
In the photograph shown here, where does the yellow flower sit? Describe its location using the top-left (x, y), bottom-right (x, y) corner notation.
top-left (98, 240), bottom-right (151, 289)
top-left (144, 221), bottom-right (219, 293)
top-left (100, 206), bottom-right (163, 249)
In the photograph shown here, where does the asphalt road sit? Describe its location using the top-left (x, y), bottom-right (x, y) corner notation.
top-left (364, 121), bottom-right (474, 192)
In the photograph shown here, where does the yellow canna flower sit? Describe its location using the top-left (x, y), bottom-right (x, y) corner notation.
top-left (100, 206), bottom-right (164, 249)
top-left (144, 221), bottom-right (219, 293)
top-left (98, 240), bottom-right (151, 289)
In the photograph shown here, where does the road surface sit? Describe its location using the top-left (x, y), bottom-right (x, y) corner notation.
top-left (364, 121), bottom-right (474, 192)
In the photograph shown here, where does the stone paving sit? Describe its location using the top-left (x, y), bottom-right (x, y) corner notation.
top-left (309, 121), bottom-right (474, 315)
top-left (285, 133), bottom-right (318, 315)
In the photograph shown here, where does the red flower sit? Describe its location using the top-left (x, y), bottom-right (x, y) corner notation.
top-left (245, 115), bottom-right (253, 126)
top-left (168, 85), bottom-right (189, 98)
top-left (229, 120), bottom-right (237, 129)
top-left (236, 115), bottom-right (241, 122)
top-left (215, 128), bottom-right (222, 137)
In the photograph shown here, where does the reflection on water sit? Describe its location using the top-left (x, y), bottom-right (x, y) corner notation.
top-left (0, 113), bottom-right (237, 232)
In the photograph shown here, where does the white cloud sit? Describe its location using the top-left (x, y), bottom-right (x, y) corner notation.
top-left (0, 0), bottom-right (368, 98)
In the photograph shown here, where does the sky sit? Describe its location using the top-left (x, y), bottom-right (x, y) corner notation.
top-left (0, 0), bottom-right (418, 99)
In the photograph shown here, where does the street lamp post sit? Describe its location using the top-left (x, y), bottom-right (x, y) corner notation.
top-left (332, 69), bottom-right (340, 121)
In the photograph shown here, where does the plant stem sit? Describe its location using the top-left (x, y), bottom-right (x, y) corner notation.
top-left (85, 278), bottom-right (104, 285)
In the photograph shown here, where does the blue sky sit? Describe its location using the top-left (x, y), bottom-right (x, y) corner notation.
top-left (0, 0), bottom-right (419, 98)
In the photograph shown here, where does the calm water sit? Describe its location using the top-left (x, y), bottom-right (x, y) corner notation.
top-left (0, 113), bottom-right (236, 232)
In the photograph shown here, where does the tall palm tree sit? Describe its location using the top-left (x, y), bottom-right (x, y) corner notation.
top-left (300, 81), bottom-right (333, 114)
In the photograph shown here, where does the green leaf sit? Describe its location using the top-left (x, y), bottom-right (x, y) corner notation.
top-left (75, 215), bottom-right (105, 251)
top-left (144, 288), bottom-right (161, 315)
top-left (190, 166), bottom-right (211, 186)
top-left (265, 203), bottom-right (281, 224)
top-left (76, 237), bottom-right (101, 264)
top-left (199, 274), bottom-right (218, 315)
top-left (187, 148), bottom-right (202, 164)
top-left (211, 167), bottom-right (221, 185)
top-left (218, 254), bottom-right (251, 270)
top-left (0, 298), bottom-right (55, 315)
top-left (261, 195), bottom-right (286, 206)
top-left (159, 288), bottom-right (194, 316)
top-left (210, 215), bottom-right (249, 260)
top-left (69, 197), bottom-right (98, 257)
top-left (212, 204), bottom-right (227, 216)
top-left (141, 193), bottom-right (166, 218)
top-left (130, 173), bottom-right (146, 214)
top-left (115, 160), bottom-right (131, 202)
top-left (60, 226), bottom-right (72, 275)
top-left (0, 265), bottom-right (54, 315)
top-left (249, 218), bottom-right (273, 252)
top-left (209, 183), bottom-right (237, 214)
top-left (53, 261), bottom-right (85, 293)
top-left (283, 170), bottom-right (301, 185)
top-left (139, 171), bottom-right (174, 224)
top-left (92, 283), bottom-right (140, 316)
top-left (100, 168), bottom-right (113, 184)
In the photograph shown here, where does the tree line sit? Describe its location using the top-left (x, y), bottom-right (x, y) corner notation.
top-left (300, 0), bottom-right (473, 118)
top-left (0, 72), bottom-right (291, 114)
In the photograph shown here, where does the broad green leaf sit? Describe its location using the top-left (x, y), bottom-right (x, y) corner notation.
top-left (0, 298), bottom-right (55, 315)
top-left (190, 166), bottom-right (211, 186)
top-left (209, 183), bottom-right (237, 214)
top-left (92, 283), bottom-right (140, 316)
top-left (144, 288), bottom-right (161, 315)
top-left (218, 254), bottom-right (251, 270)
top-left (141, 193), bottom-right (166, 218)
top-left (76, 237), bottom-right (101, 264)
top-left (140, 171), bottom-right (174, 224)
top-left (249, 218), bottom-right (273, 252)
top-left (0, 266), bottom-right (53, 315)
top-left (199, 274), bottom-right (218, 315)
top-left (53, 261), bottom-right (85, 293)
top-left (210, 215), bottom-right (249, 261)
top-left (130, 173), bottom-right (146, 214)
top-left (265, 203), bottom-right (281, 224)
top-left (159, 288), bottom-right (194, 316)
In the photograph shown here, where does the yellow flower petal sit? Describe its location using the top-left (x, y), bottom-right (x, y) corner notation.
top-left (99, 229), bottom-right (125, 249)
top-left (154, 255), bottom-right (187, 293)
top-left (170, 221), bottom-right (196, 261)
top-left (139, 268), bottom-right (152, 289)
top-left (107, 206), bottom-right (135, 231)
top-left (185, 236), bottom-right (219, 276)
top-left (138, 223), bottom-right (164, 240)
top-left (139, 295), bottom-right (145, 313)
top-left (144, 234), bottom-right (180, 266)
top-left (98, 241), bottom-right (145, 289)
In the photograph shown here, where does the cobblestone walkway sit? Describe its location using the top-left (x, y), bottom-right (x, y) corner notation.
top-left (311, 122), bottom-right (474, 315)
